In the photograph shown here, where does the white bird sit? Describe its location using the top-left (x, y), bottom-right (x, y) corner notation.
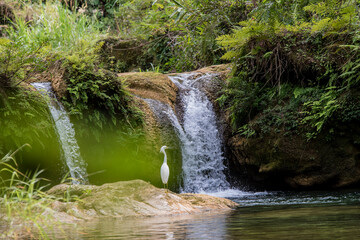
top-left (160, 145), bottom-right (170, 190)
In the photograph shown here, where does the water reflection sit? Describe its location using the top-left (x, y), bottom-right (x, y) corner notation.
top-left (49, 190), bottom-right (360, 240)
top-left (52, 211), bottom-right (230, 239)
top-left (227, 205), bottom-right (360, 240)
top-left (50, 205), bottom-right (360, 240)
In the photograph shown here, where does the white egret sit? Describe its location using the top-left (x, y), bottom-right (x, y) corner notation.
top-left (160, 145), bottom-right (169, 190)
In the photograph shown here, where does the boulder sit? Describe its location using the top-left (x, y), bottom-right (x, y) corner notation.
top-left (168, 64), bottom-right (231, 103)
top-left (119, 72), bottom-right (178, 110)
top-left (46, 180), bottom-right (238, 221)
top-left (2, 180), bottom-right (237, 238)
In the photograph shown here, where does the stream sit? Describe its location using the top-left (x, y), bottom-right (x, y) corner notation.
top-left (50, 189), bottom-right (360, 239)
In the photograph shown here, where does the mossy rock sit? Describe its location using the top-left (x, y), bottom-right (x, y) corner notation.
top-left (118, 71), bottom-right (183, 190)
top-left (47, 180), bottom-right (238, 219)
top-left (228, 128), bottom-right (360, 189)
top-left (119, 71), bottom-right (178, 109)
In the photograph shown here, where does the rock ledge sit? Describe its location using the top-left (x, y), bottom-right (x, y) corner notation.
top-left (46, 180), bottom-right (238, 222)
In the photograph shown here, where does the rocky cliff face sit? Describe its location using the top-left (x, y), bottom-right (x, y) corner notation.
top-left (120, 72), bottom-right (179, 153)
top-left (185, 65), bottom-right (360, 190)
top-left (120, 72), bottom-right (179, 147)
top-left (228, 130), bottom-right (360, 189)
top-left (119, 71), bottom-right (178, 109)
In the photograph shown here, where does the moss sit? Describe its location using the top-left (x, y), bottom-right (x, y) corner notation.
top-left (46, 180), bottom-right (238, 219)
top-left (119, 72), bottom-right (178, 109)
top-left (58, 62), bottom-right (143, 138)
top-left (259, 161), bottom-right (282, 173)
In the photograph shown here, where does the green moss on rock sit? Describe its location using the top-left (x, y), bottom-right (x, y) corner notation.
top-left (47, 180), bottom-right (238, 220)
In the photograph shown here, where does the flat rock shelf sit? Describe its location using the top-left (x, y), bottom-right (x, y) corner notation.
top-left (46, 180), bottom-right (238, 222)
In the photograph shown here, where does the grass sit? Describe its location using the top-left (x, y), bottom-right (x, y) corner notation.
top-left (1, 1), bottom-right (105, 90)
top-left (7, 1), bottom-right (104, 54)
top-left (0, 145), bottom-right (71, 239)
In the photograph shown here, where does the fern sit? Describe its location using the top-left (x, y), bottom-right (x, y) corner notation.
top-left (302, 87), bottom-right (340, 135)
top-left (217, 21), bottom-right (268, 61)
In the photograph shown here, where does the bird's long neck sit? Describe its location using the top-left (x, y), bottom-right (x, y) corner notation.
top-left (162, 151), bottom-right (167, 163)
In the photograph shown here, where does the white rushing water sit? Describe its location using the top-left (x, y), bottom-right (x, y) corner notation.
top-left (147, 73), bottom-right (231, 193)
top-left (169, 73), bottom-right (230, 193)
top-left (32, 82), bottom-right (88, 184)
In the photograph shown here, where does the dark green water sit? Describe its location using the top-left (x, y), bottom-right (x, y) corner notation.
top-left (50, 190), bottom-right (360, 239)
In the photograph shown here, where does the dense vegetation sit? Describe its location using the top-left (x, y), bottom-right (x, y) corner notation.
top-left (0, 0), bottom-right (359, 172)
top-left (218, 0), bottom-right (360, 141)
top-left (0, 2), bottom-right (143, 151)
top-left (0, 0), bottom-right (249, 146)
top-left (0, 0), bottom-right (360, 236)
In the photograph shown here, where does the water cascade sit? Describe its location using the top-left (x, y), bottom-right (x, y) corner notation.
top-left (169, 73), bottom-right (230, 193)
top-left (146, 73), bottom-right (230, 193)
top-left (32, 82), bottom-right (88, 184)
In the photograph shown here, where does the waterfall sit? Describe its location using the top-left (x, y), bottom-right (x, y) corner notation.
top-left (32, 82), bottom-right (88, 184)
top-left (146, 73), bottom-right (230, 193)
top-left (169, 73), bottom-right (230, 193)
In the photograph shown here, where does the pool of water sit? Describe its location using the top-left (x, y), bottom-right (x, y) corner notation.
top-left (49, 189), bottom-right (360, 239)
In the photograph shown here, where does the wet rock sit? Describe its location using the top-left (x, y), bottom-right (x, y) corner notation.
top-left (186, 65), bottom-right (360, 190)
top-left (168, 65), bottom-right (238, 185)
top-left (46, 180), bottom-right (238, 221)
top-left (227, 129), bottom-right (360, 189)
top-left (168, 64), bottom-right (231, 103)
top-left (167, 65), bottom-right (232, 141)
top-left (191, 65), bottom-right (233, 148)
top-left (118, 72), bottom-right (182, 190)
top-left (119, 72), bottom-right (178, 110)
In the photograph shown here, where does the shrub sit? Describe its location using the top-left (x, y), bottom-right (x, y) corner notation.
top-left (217, 0), bottom-right (360, 138)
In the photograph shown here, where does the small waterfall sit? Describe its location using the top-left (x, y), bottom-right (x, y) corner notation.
top-left (146, 73), bottom-right (230, 193)
top-left (169, 73), bottom-right (230, 193)
top-left (32, 82), bottom-right (88, 184)
top-left (144, 99), bottom-right (186, 139)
